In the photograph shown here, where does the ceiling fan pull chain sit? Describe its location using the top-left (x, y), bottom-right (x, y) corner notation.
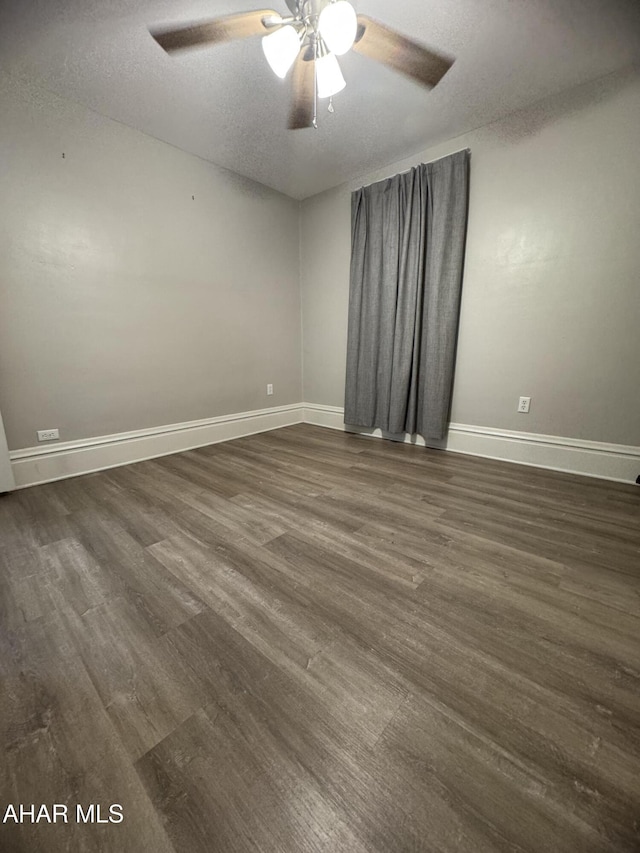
top-left (328, 96), bottom-right (334, 114)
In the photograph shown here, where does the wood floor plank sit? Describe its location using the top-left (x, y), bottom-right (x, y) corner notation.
top-left (65, 515), bottom-right (207, 637)
top-left (149, 533), bottom-right (338, 676)
top-left (0, 609), bottom-right (175, 853)
top-left (173, 487), bottom-right (287, 545)
top-left (58, 593), bottom-right (213, 761)
top-left (136, 696), bottom-right (371, 853)
top-left (377, 691), bottom-right (629, 853)
top-left (148, 607), bottom-right (479, 853)
top-left (1, 423), bottom-right (639, 852)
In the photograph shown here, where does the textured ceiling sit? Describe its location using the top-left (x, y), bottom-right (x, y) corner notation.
top-left (1, 0), bottom-right (640, 198)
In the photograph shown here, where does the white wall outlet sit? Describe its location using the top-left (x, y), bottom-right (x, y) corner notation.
top-left (37, 428), bottom-right (60, 442)
top-left (517, 397), bottom-right (531, 414)
top-left (266, 384), bottom-right (274, 396)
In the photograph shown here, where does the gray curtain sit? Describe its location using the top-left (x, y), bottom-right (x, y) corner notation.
top-left (344, 150), bottom-right (469, 440)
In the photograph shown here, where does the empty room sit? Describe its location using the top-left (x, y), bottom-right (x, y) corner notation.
top-left (1, 1), bottom-right (639, 851)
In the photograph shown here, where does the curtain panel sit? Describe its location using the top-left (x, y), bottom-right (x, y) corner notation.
top-left (344, 149), bottom-right (470, 440)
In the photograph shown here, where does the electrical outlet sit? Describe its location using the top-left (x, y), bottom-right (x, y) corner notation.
top-left (37, 428), bottom-right (59, 442)
top-left (517, 397), bottom-right (531, 414)
top-left (266, 384), bottom-right (274, 396)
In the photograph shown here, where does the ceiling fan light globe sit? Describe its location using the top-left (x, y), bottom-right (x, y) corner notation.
top-left (318, 1), bottom-right (357, 56)
top-left (262, 25), bottom-right (300, 79)
top-left (316, 52), bottom-right (346, 99)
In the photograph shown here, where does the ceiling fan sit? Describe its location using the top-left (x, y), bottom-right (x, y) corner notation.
top-left (150, 1), bottom-right (454, 129)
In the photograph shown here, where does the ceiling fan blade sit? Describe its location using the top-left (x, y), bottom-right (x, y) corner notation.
top-left (353, 15), bottom-right (454, 89)
top-left (151, 10), bottom-right (280, 53)
top-left (289, 56), bottom-right (315, 130)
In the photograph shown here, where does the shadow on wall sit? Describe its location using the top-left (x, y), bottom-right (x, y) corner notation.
top-left (483, 64), bottom-right (640, 145)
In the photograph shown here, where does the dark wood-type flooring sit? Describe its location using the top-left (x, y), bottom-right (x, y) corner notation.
top-left (1, 424), bottom-right (639, 852)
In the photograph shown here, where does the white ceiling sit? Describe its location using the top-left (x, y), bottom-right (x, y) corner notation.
top-left (1, 0), bottom-right (640, 199)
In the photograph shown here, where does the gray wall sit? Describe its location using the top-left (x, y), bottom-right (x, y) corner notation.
top-left (300, 68), bottom-right (640, 447)
top-left (3, 68), bottom-right (640, 455)
top-left (0, 74), bottom-right (302, 450)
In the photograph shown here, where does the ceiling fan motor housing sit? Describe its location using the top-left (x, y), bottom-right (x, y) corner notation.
top-left (287, 0), bottom-right (329, 22)
top-left (286, 0), bottom-right (322, 15)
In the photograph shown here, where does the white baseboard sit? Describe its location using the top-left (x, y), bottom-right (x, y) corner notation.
top-left (10, 404), bottom-right (305, 489)
top-left (8, 402), bottom-right (639, 489)
top-left (301, 404), bottom-right (640, 484)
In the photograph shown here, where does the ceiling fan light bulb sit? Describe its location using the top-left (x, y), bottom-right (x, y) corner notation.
top-left (318, 1), bottom-right (358, 56)
top-left (262, 25), bottom-right (300, 79)
top-left (316, 53), bottom-right (346, 99)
